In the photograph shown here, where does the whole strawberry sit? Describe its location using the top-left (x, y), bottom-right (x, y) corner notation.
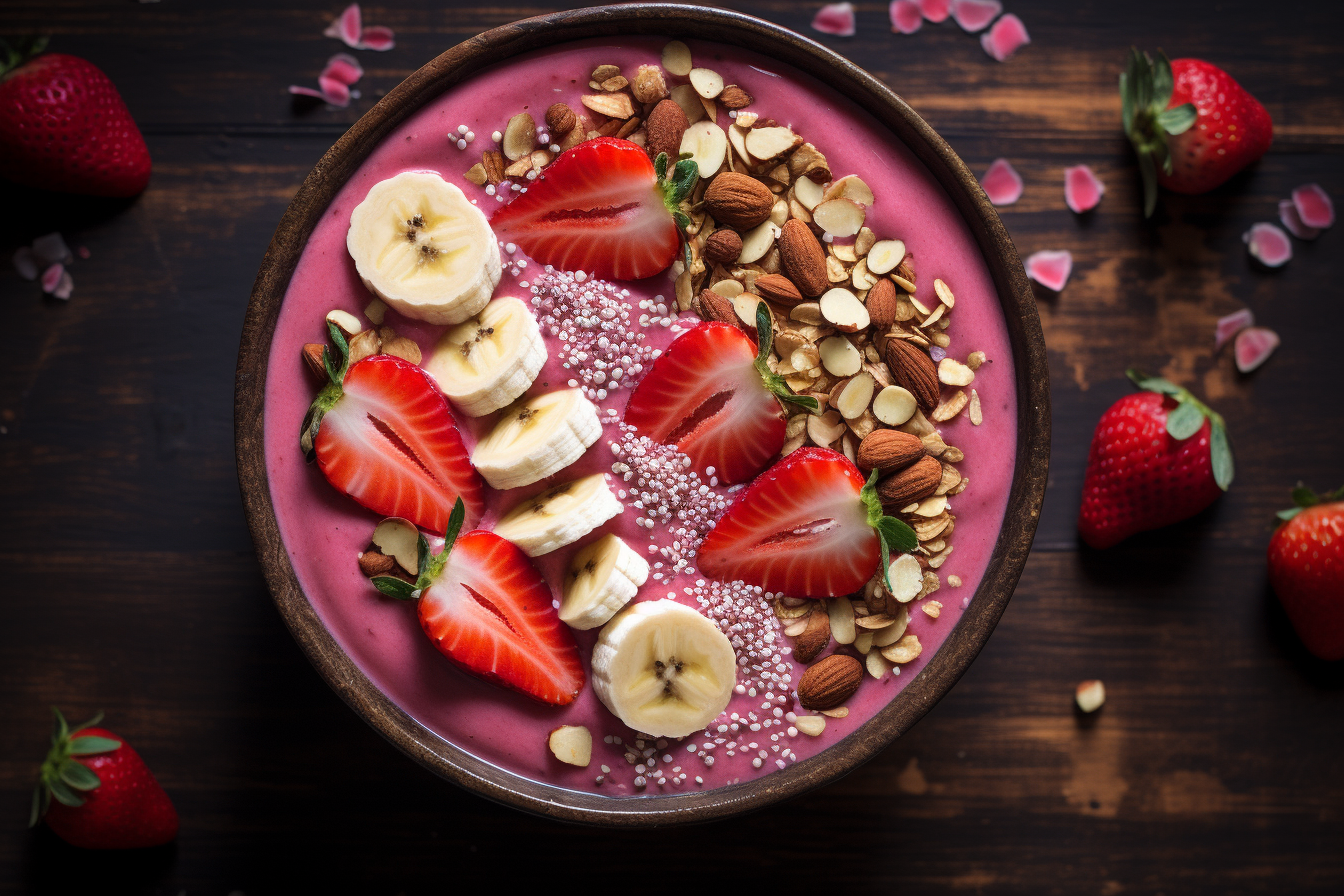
top-left (1268, 486), bottom-right (1344, 661)
top-left (1121, 48), bottom-right (1272, 216)
top-left (1078, 370), bottom-right (1234, 549)
top-left (0, 38), bottom-right (151, 197)
top-left (31, 708), bottom-right (178, 849)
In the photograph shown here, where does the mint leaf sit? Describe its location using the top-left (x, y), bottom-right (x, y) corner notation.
top-left (1165, 400), bottom-right (1204, 440)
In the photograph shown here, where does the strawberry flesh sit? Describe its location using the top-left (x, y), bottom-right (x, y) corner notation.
top-left (419, 530), bottom-right (585, 705)
top-left (490, 137), bottom-right (681, 281)
top-left (697, 447), bottom-right (879, 598)
top-left (624, 322), bottom-right (786, 485)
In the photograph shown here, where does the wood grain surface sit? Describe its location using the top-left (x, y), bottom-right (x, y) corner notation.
top-left (1, 1), bottom-right (1341, 892)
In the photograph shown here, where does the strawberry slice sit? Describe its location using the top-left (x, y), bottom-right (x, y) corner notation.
top-left (371, 500), bottom-right (585, 705)
top-left (696, 447), bottom-right (918, 598)
top-left (301, 325), bottom-right (485, 533)
top-left (490, 137), bottom-right (698, 281)
top-left (624, 308), bottom-right (820, 484)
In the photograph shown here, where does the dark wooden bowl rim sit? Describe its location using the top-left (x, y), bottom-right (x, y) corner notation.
top-left (235, 3), bottom-right (1050, 827)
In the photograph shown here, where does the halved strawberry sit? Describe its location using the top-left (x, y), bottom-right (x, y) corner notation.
top-left (301, 324), bottom-right (485, 533)
top-left (371, 500), bottom-right (585, 705)
top-left (624, 307), bottom-right (819, 484)
top-left (696, 447), bottom-right (917, 598)
top-left (490, 137), bottom-right (698, 280)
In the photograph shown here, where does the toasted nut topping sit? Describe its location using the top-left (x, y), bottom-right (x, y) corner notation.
top-left (1075, 679), bottom-right (1106, 713)
top-left (661, 40), bottom-right (693, 76)
top-left (502, 112), bottom-right (537, 161)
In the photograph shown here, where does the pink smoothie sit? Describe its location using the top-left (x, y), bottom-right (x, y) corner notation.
top-left (264, 37), bottom-right (1017, 796)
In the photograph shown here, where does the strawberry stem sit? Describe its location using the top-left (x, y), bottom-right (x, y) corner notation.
top-left (0, 36), bottom-right (49, 78)
top-left (1120, 47), bottom-right (1197, 217)
top-left (299, 322), bottom-right (351, 461)
top-left (31, 707), bottom-right (121, 827)
top-left (1277, 484), bottom-right (1344, 522)
top-left (371, 498), bottom-right (465, 601)
top-left (860, 470), bottom-right (919, 591)
top-left (1126, 368), bottom-right (1235, 490)
top-left (751, 301), bottom-right (821, 415)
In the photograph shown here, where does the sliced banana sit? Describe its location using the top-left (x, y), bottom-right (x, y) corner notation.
top-left (493, 474), bottom-right (621, 557)
top-left (346, 170), bottom-right (501, 325)
top-left (591, 600), bottom-right (737, 738)
top-left (472, 389), bottom-right (600, 490)
top-left (560, 534), bottom-right (649, 629)
top-left (424, 296), bottom-right (547, 416)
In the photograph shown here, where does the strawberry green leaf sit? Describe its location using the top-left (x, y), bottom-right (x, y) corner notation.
top-left (1126, 368), bottom-right (1182, 397)
top-left (1291, 485), bottom-right (1320, 508)
top-left (412, 497), bottom-right (466, 590)
top-left (1209, 420), bottom-right (1234, 491)
top-left (1122, 48), bottom-right (1186, 218)
top-left (0, 36), bottom-right (48, 78)
top-left (1151, 49), bottom-right (1174, 109)
top-left (58, 760), bottom-right (101, 791)
top-left (29, 786), bottom-right (43, 829)
top-left (752, 301), bottom-right (821, 414)
top-left (877, 516), bottom-right (919, 554)
top-left (68, 735), bottom-right (121, 755)
top-left (416, 531), bottom-right (430, 581)
top-left (1165, 400), bottom-right (1204, 440)
top-left (654, 151), bottom-right (669, 180)
top-left (860, 470), bottom-right (919, 590)
top-left (1157, 103), bottom-right (1197, 135)
top-left (51, 707), bottom-right (69, 742)
top-left (47, 777), bottom-right (83, 808)
top-left (372, 576), bottom-right (418, 600)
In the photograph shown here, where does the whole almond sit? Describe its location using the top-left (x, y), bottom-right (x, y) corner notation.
top-left (358, 550), bottom-right (396, 578)
top-left (792, 607), bottom-right (831, 664)
top-left (704, 172), bottom-right (774, 230)
top-left (856, 429), bottom-right (925, 474)
top-left (545, 103), bottom-right (577, 136)
top-left (797, 654), bottom-right (863, 709)
top-left (644, 98), bottom-right (688, 161)
top-left (875, 455), bottom-right (943, 511)
top-left (704, 229), bottom-right (743, 265)
top-left (719, 85), bottom-right (753, 109)
top-left (866, 278), bottom-right (898, 330)
top-left (754, 273), bottom-right (805, 306)
top-left (692, 288), bottom-right (738, 327)
top-left (778, 219), bottom-right (829, 297)
top-left (883, 339), bottom-right (940, 412)
top-left (302, 343), bottom-right (327, 381)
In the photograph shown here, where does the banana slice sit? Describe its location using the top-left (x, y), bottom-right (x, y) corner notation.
top-left (472, 389), bottom-right (600, 490)
top-left (346, 170), bottom-right (501, 325)
top-left (424, 296), bottom-right (547, 416)
top-left (493, 474), bottom-right (621, 557)
top-left (560, 534), bottom-right (649, 629)
top-left (591, 600), bottom-right (737, 738)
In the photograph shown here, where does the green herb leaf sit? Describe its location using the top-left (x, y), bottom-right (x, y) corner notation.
top-left (673, 211), bottom-right (690, 229)
top-left (1126, 368), bottom-right (1183, 397)
top-left (877, 516), bottom-right (919, 554)
top-left (70, 711), bottom-right (104, 734)
top-left (654, 152), bottom-right (669, 180)
top-left (59, 760), bottom-right (101, 792)
top-left (68, 735), bottom-right (121, 755)
top-left (372, 576), bottom-right (418, 601)
top-left (51, 706), bottom-right (69, 742)
top-left (1277, 506), bottom-right (1305, 522)
top-left (1157, 103), bottom-right (1197, 136)
top-left (671, 159), bottom-right (699, 203)
top-left (416, 531), bottom-right (430, 579)
top-left (754, 301), bottom-right (773, 363)
top-left (47, 778), bottom-right (83, 808)
top-left (1165, 400), bottom-right (1204, 440)
top-left (1209, 421), bottom-right (1234, 491)
top-left (1119, 71), bottom-right (1133, 133)
top-left (777, 392), bottom-right (821, 413)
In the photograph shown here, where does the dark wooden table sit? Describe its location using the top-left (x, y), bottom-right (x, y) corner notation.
top-left (2, 1), bottom-right (1341, 892)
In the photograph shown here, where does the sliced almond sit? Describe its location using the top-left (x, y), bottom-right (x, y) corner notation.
top-left (885, 553), bottom-right (924, 603)
top-left (731, 292), bottom-right (763, 328)
top-left (968, 388), bottom-right (983, 425)
top-left (913, 495), bottom-right (948, 517)
top-left (548, 725), bottom-right (592, 767)
top-left (854, 629), bottom-right (873, 654)
top-left (819, 288), bottom-right (870, 332)
top-left (933, 277), bottom-right (955, 308)
top-left (502, 112), bottom-right (537, 161)
top-left (822, 174), bottom-right (875, 206)
top-left (727, 123), bottom-right (749, 162)
top-left (835, 371), bottom-right (875, 419)
top-left (873, 385), bottom-right (917, 425)
top-left (807, 409), bottom-right (846, 446)
top-left (866, 239), bottom-right (906, 275)
top-left (812, 198), bottom-right (865, 237)
top-left (581, 93), bottom-right (635, 120)
top-left (744, 126), bottom-right (801, 163)
top-left (711, 278), bottom-right (744, 298)
top-left (865, 650), bottom-right (893, 679)
top-left (830, 242), bottom-right (857, 264)
top-left (1075, 679), bottom-right (1106, 713)
top-left (820, 706), bottom-right (850, 719)
top-left (930, 389), bottom-right (969, 422)
top-left (769, 195), bottom-right (790, 227)
top-left (850, 257), bottom-right (876, 290)
top-left (363, 299), bottom-right (386, 325)
top-left (669, 84), bottom-right (706, 124)
top-left (790, 302), bottom-right (824, 326)
top-left (938, 357), bottom-right (975, 387)
top-left (819, 335), bottom-right (862, 377)
top-left (827, 596), bottom-right (856, 645)
top-left (871, 605), bottom-right (910, 647)
top-left (794, 715), bottom-right (826, 736)
top-left (325, 309), bottom-right (362, 339)
top-left (734, 110), bottom-right (759, 128)
top-left (737, 220), bottom-right (780, 265)
top-left (880, 633), bottom-right (922, 665)
top-left (371, 518), bottom-right (420, 575)
top-left (854, 227), bottom-right (876, 256)
top-left (661, 40), bottom-right (693, 77)
top-left (679, 120), bottom-right (727, 178)
top-left (688, 67), bottom-right (724, 99)
top-left (794, 174), bottom-right (825, 211)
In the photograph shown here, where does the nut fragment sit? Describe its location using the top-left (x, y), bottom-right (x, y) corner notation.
top-left (933, 277), bottom-right (956, 308)
top-left (866, 239), bottom-right (906, 274)
top-left (884, 554), bottom-right (924, 603)
top-left (967, 350), bottom-right (988, 370)
top-left (827, 596), bottom-right (857, 645)
top-left (807, 409), bottom-right (847, 446)
top-left (792, 607), bottom-right (832, 663)
top-left (719, 85), bottom-right (753, 109)
top-left (502, 112), bottom-right (537, 161)
top-left (688, 67), bottom-right (724, 99)
top-left (548, 725), bottom-right (592, 767)
top-left (325, 309), bottom-right (362, 339)
top-left (581, 92), bottom-right (635, 119)
top-left (1075, 679), bottom-right (1106, 713)
top-left (631, 64), bottom-right (669, 103)
top-left (661, 40), bottom-right (693, 76)
top-left (818, 335), bottom-right (862, 377)
top-left (797, 654), bottom-right (863, 710)
top-left (938, 357), bottom-right (975, 387)
top-left (787, 142), bottom-right (832, 183)
top-left (347, 328), bottom-right (381, 365)
top-left (382, 336), bottom-right (422, 365)
top-left (736, 220), bottom-right (780, 265)
top-left (644, 98), bottom-right (689, 161)
top-left (371, 517), bottom-right (420, 574)
top-left (880, 633), bottom-right (923, 664)
top-left (819, 287), bottom-right (870, 332)
top-left (679, 120), bottom-right (728, 177)
top-left (302, 343), bottom-right (327, 380)
top-left (812, 198), bottom-right (866, 237)
top-left (930, 389), bottom-right (969, 423)
top-left (872, 385), bottom-right (917, 425)
top-left (482, 150), bottom-right (507, 185)
top-left (835, 372), bottom-right (876, 419)
top-left (463, 163), bottom-right (488, 186)
top-left (358, 549), bottom-right (396, 578)
top-left (793, 174), bottom-right (825, 211)
top-left (823, 174), bottom-right (876, 206)
top-left (793, 715), bottom-right (826, 736)
top-left (968, 388), bottom-right (983, 425)
top-left (669, 84), bottom-right (706, 124)
top-left (745, 126), bottom-right (801, 163)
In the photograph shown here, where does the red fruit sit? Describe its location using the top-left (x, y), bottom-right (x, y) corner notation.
top-left (0, 46), bottom-right (151, 198)
top-left (33, 709), bottom-right (178, 849)
top-left (302, 339), bottom-right (485, 534)
top-left (1122, 49), bottom-right (1272, 216)
top-left (1078, 370), bottom-right (1234, 549)
top-left (697, 447), bottom-right (918, 598)
top-left (372, 501), bottom-right (585, 704)
top-left (490, 137), bottom-right (695, 281)
top-left (1268, 487), bottom-right (1344, 661)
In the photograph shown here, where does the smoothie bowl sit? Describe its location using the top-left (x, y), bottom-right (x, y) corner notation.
top-left (235, 4), bottom-right (1048, 825)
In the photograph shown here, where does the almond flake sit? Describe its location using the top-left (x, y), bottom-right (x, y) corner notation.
top-left (745, 126), bottom-right (801, 163)
top-left (865, 650), bottom-right (893, 679)
top-left (689, 67), bottom-right (724, 99)
top-left (930, 389), bottom-right (968, 422)
top-left (933, 277), bottom-right (955, 308)
top-left (679, 120), bottom-right (727, 177)
top-left (813, 198), bottom-right (866, 237)
top-left (922, 600), bottom-right (943, 619)
top-left (661, 40), bottom-right (693, 77)
top-left (850, 256), bottom-right (876, 290)
top-left (819, 706), bottom-right (849, 719)
top-left (866, 239), bottom-right (906, 274)
top-left (835, 371), bottom-right (875, 419)
top-left (807, 409), bottom-right (846, 446)
top-left (872, 385), bottom-right (917, 425)
top-left (823, 174), bottom-right (875, 206)
top-left (968, 388), bottom-right (983, 425)
top-left (581, 93), bottom-right (635, 119)
top-left (827, 596), bottom-right (857, 645)
top-left (880, 633), bottom-right (923, 664)
top-left (669, 84), bottom-right (706, 124)
top-left (938, 357), bottom-right (975, 387)
top-left (794, 174), bottom-right (825, 211)
top-left (819, 335), bottom-right (862, 376)
top-left (819, 288), bottom-right (869, 332)
top-left (794, 715), bottom-right (827, 736)
top-left (854, 227), bottom-right (876, 256)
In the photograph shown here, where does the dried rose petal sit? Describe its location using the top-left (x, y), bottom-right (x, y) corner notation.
top-left (77, 246), bottom-right (90, 259)
top-left (919, 0), bottom-right (951, 22)
top-left (40, 263), bottom-right (64, 293)
top-left (981, 13), bottom-right (1029, 61)
top-left (1279, 199), bottom-right (1320, 240)
top-left (317, 75), bottom-right (352, 107)
top-left (288, 84), bottom-right (328, 100)
top-left (929, 345), bottom-right (947, 362)
top-left (357, 25), bottom-right (395, 51)
top-left (12, 247), bottom-right (38, 280)
top-left (1234, 326), bottom-right (1279, 373)
top-left (51, 270), bottom-right (73, 301)
top-left (1291, 183), bottom-right (1334, 230)
top-left (1243, 222), bottom-right (1292, 268)
top-left (324, 3), bottom-right (362, 47)
top-left (1063, 164), bottom-right (1104, 213)
top-left (812, 2), bottom-right (856, 36)
top-left (321, 52), bottom-right (363, 86)
top-left (32, 232), bottom-right (72, 266)
top-left (890, 0), bottom-right (923, 33)
top-left (1215, 308), bottom-right (1254, 351)
top-left (1025, 249), bottom-right (1072, 292)
top-left (951, 0), bottom-right (1002, 32)
top-left (980, 158), bottom-right (1023, 206)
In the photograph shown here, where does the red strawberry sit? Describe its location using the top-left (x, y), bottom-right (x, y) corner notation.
top-left (32, 709), bottom-right (178, 849)
top-left (1078, 370), bottom-right (1234, 549)
top-left (0, 41), bottom-right (152, 198)
top-left (624, 310), bottom-right (820, 484)
top-left (490, 137), bottom-right (698, 280)
top-left (1268, 486), bottom-right (1344, 661)
top-left (1122, 49), bottom-right (1272, 216)
top-left (301, 326), bottom-right (485, 533)
top-left (371, 500), bottom-right (585, 704)
top-left (697, 447), bottom-right (918, 598)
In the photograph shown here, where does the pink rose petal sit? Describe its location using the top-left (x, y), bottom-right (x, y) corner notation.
top-left (40, 263), bottom-right (64, 293)
top-left (289, 84), bottom-right (327, 100)
top-left (980, 158), bottom-right (1023, 206)
top-left (324, 3), bottom-right (362, 47)
top-left (13, 247), bottom-right (38, 281)
top-left (1215, 308), bottom-right (1254, 351)
top-left (1279, 199), bottom-right (1320, 240)
top-left (1234, 326), bottom-right (1279, 373)
top-left (51, 270), bottom-right (73, 301)
top-left (317, 75), bottom-right (352, 107)
top-left (812, 3), bottom-right (856, 36)
top-left (1243, 222), bottom-right (1292, 267)
top-left (919, 0), bottom-right (951, 22)
top-left (890, 0), bottom-right (923, 33)
top-left (1025, 250), bottom-right (1072, 292)
top-left (1291, 183), bottom-right (1334, 230)
top-left (321, 52), bottom-right (363, 86)
top-left (357, 25), bottom-right (395, 51)
top-left (1064, 164), bottom-right (1105, 213)
top-left (981, 13), bottom-right (1029, 61)
top-left (951, 0), bottom-right (1002, 32)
